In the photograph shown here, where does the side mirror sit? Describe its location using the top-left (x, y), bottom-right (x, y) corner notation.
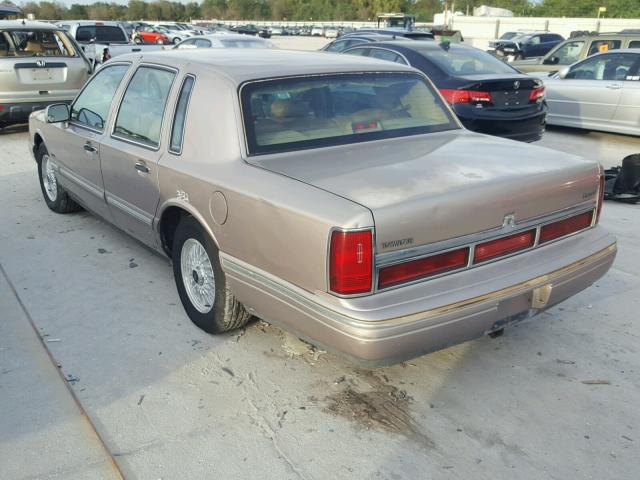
top-left (558, 67), bottom-right (570, 79)
top-left (543, 56), bottom-right (559, 65)
top-left (46, 104), bottom-right (70, 123)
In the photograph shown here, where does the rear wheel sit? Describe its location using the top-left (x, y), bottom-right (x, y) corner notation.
top-left (173, 37), bottom-right (180, 44)
top-left (36, 143), bottom-right (81, 213)
top-left (172, 215), bottom-right (251, 334)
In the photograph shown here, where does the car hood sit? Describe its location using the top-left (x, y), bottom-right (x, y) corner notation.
top-left (249, 130), bottom-right (600, 253)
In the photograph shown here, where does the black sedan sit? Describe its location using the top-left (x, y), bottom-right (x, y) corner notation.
top-left (342, 41), bottom-right (547, 142)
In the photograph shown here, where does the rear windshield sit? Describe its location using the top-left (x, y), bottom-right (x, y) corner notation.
top-left (424, 47), bottom-right (519, 75)
top-left (241, 72), bottom-right (457, 155)
top-left (0, 29), bottom-right (76, 57)
top-left (76, 26), bottom-right (127, 43)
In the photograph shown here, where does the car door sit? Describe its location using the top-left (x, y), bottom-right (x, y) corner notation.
top-left (99, 64), bottom-right (177, 245)
top-left (546, 53), bottom-right (637, 126)
top-left (48, 62), bottom-right (130, 219)
top-left (611, 54), bottom-right (640, 132)
top-left (526, 35), bottom-right (541, 57)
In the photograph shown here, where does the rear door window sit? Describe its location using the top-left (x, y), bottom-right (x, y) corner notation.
top-left (0, 29), bottom-right (76, 57)
top-left (629, 40), bottom-right (640, 49)
top-left (113, 66), bottom-right (176, 148)
top-left (588, 40), bottom-right (622, 55)
top-left (369, 49), bottom-right (408, 65)
top-left (71, 63), bottom-right (130, 130)
top-left (567, 53), bottom-right (637, 80)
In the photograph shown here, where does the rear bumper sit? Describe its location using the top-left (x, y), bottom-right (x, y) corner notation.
top-left (0, 100), bottom-right (70, 125)
top-left (459, 110), bottom-right (546, 142)
top-left (222, 227), bottom-right (616, 365)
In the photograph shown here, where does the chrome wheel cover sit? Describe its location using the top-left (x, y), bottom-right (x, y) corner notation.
top-left (41, 154), bottom-right (58, 202)
top-left (180, 238), bottom-right (215, 314)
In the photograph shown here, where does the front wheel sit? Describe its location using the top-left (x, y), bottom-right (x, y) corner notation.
top-left (173, 37), bottom-right (180, 45)
top-left (173, 216), bottom-right (251, 334)
top-left (36, 143), bottom-right (81, 213)
top-left (156, 38), bottom-right (165, 45)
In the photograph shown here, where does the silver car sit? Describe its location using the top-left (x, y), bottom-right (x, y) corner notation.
top-left (29, 49), bottom-right (615, 365)
top-left (173, 33), bottom-right (276, 50)
top-left (543, 48), bottom-right (640, 136)
top-left (0, 20), bottom-right (91, 128)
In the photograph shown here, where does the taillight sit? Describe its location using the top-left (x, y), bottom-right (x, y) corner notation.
top-left (329, 229), bottom-right (373, 295)
top-left (440, 89), bottom-right (493, 104)
top-left (596, 173), bottom-right (605, 223)
top-left (474, 229), bottom-right (536, 263)
top-left (378, 248), bottom-right (469, 290)
top-left (529, 86), bottom-right (546, 102)
top-left (539, 211), bottom-right (593, 244)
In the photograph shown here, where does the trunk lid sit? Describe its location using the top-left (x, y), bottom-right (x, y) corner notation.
top-left (455, 74), bottom-right (542, 112)
top-left (249, 130), bottom-right (600, 254)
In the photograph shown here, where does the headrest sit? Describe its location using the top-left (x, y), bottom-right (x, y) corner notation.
top-left (270, 99), bottom-right (307, 119)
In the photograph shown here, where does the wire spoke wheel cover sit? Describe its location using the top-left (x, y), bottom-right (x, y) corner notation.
top-left (180, 238), bottom-right (216, 314)
top-left (41, 154), bottom-right (58, 202)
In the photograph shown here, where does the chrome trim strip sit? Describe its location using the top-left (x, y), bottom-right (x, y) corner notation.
top-left (106, 193), bottom-right (153, 226)
top-left (58, 166), bottom-right (103, 199)
top-left (376, 203), bottom-right (595, 267)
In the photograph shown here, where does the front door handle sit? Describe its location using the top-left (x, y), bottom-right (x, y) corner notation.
top-left (83, 143), bottom-right (97, 153)
top-left (606, 83), bottom-right (622, 90)
top-left (135, 162), bottom-right (150, 174)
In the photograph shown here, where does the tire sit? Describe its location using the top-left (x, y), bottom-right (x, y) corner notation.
top-left (36, 143), bottom-right (81, 214)
top-left (156, 38), bottom-right (164, 45)
top-left (173, 215), bottom-right (251, 334)
top-left (173, 37), bottom-right (180, 44)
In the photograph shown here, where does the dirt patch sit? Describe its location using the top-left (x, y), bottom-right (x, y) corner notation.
top-left (324, 371), bottom-right (434, 449)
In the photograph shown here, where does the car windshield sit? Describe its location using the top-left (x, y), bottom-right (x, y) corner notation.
top-left (511, 34), bottom-right (532, 43)
top-left (424, 46), bottom-right (519, 75)
top-left (0, 29), bottom-right (76, 57)
top-left (241, 72), bottom-right (457, 155)
top-left (500, 32), bottom-right (518, 40)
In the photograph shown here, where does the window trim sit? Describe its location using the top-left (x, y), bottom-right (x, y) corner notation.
top-left (111, 62), bottom-right (178, 152)
top-left (169, 74), bottom-right (196, 155)
top-left (238, 71), bottom-right (460, 157)
top-left (69, 61), bottom-right (132, 134)
top-left (365, 46), bottom-right (410, 65)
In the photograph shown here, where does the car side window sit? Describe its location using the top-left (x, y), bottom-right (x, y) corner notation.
top-left (370, 49), bottom-right (407, 65)
top-left (169, 75), bottom-right (195, 154)
top-left (176, 38), bottom-right (195, 49)
top-left (113, 66), bottom-right (176, 148)
top-left (344, 47), bottom-right (370, 57)
top-left (529, 35), bottom-right (541, 45)
top-left (628, 40), bottom-right (640, 49)
top-left (567, 53), bottom-right (637, 81)
top-left (71, 63), bottom-right (129, 131)
top-left (588, 40), bottom-right (621, 56)
top-left (194, 39), bottom-right (211, 48)
top-left (325, 40), bottom-right (346, 52)
top-left (551, 40), bottom-right (584, 64)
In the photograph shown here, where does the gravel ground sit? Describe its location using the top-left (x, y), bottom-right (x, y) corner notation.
top-left (1, 36), bottom-right (639, 480)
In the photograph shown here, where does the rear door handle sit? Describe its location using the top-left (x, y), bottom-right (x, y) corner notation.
top-left (83, 143), bottom-right (97, 153)
top-left (606, 83), bottom-right (622, 90)
top-left (135, 162), bottom-right (150, 174)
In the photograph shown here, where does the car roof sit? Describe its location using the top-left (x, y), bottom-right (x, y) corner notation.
top-left (350, 39), bottom-right (476, 54)
top-left (196, 33), bottom-right (269, 41)
top-left (0, 19), bottom-right (62, 30)
top-left (117, 48), bottom-right (414, 85)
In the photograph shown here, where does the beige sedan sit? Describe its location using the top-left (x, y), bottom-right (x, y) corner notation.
top-left (29, 49), bottom-right (616, 365)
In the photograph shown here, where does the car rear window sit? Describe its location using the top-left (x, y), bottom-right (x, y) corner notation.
top-left (220, 39), bottom-right (273, 49)
top-left (0, 29), bottom-right (76, 57)
top-left (241, 72), bottom-right (457, 155)
top-left (424, 47), bottom-right (519, 75)
top-left (76, 26), bottom-right (127, 43)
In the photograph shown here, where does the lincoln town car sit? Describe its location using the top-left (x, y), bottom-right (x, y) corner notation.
top-left (29, 49), bottom-right (616, 364)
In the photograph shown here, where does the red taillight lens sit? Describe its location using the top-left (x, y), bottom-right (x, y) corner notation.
top-left (539, 211), bottom-right (593, 244)
top-left (474, 229), bottom-right (536, 263)
top-left (439, 89), bottom-right (492, 104)
top-left (596, 173), bottom-right (605, 223)
top-left (529, 85), bottom-right (546, 102)
top-left (329, 230), bottom-right (373, 295)
top-left (378, 248), bottom-right (469, 290)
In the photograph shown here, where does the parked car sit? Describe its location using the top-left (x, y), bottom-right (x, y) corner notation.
top-left (542, 49), bottom-right (640, 136)
top-left (150, 23), bottom-right (194, 44)
top-left (173, 33), bottom-right (276, 50)
top-left (321, 34), bottom-right (397, 53)
top-left (269, 26), bottom-right (283, 36)
top-left (59, 21), bottom-right (163, 66)
top-left (324, 27), bottom-right (339, 38)
top-left (311, 26), bottom-right (324, 36)
top-left (0, 20), bottom-right (91, 128)
top-left (230, 24), bottom-right (271, 38)
top-left (343, 41), bottom-right (547, 142)
top-left (29, 49), bottom-right (615, 364)
top-left (512, 32), bottom-right (640, 74)
top-left (133, 25), bottom-right (171, 45)
top-left (488, 31), bottom-right (534, 51)
top-left (495, 32), bottom-right (564, 61)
